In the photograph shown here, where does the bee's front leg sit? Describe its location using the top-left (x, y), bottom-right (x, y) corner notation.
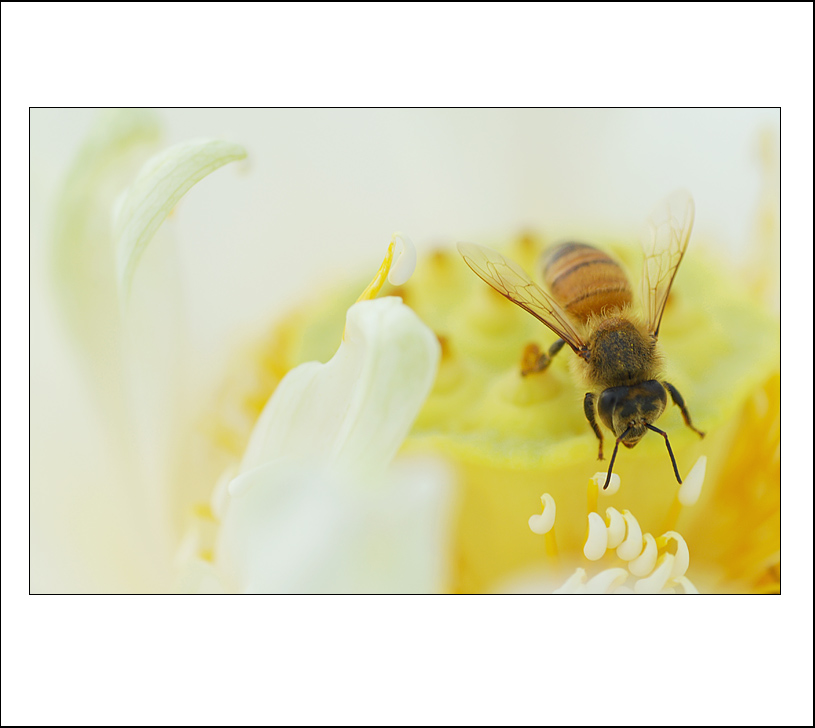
top-left (663, 381), bottom-right (705, 438)
top-left (583, 392), bottom-right (604, 460)
top-left (521, 338), bottom-right (566, 376)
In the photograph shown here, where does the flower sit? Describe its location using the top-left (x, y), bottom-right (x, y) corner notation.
top-left (31, 109), bottom-right (779, 593)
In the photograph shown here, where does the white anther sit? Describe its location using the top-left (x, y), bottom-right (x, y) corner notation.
top-left (554, 568), bottom-right (587, 594)
top-left (657, 531), bottom-right (690, 579)
top-left (674, 576), bottom-right (699, 594)
top-left (584, 512), bottom-right (608, 561)
top-left (528, 493), bottom-right (556, 534)
top-left (605, 507), bottom-right (626, 548)
top-left (591, 471), bottom-right (620, 495)
top-left (585, 568), bottom-right (629, 594)
top-left (388, 233), bottom-right (417, 285)
top-left (616, 510), bottom-right (644, 561)
top-left (634, 554), bottom-right (675, 594)
top-left (678, 455), bottom-right (707, 506)
top-left (628, 533), bottom-right (658, 577)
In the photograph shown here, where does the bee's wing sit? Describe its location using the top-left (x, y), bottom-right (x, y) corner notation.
top-left (640, 190), bottom-right (695, 338)
top-left (457, 242), bottom-right (587, 353)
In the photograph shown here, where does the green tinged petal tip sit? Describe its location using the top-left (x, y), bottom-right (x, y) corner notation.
top-left (114, 138), bottom-right (247, 301)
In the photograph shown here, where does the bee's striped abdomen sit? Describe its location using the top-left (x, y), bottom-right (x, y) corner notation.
top-left (541, 242), bottom-right (633, 323)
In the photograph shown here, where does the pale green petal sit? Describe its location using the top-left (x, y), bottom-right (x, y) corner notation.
top-left (114, 138), bottom-right (246, 301)
top-left (51, 108), bottom-right (161, 354)
top-left (239, 297), bottom-right (441, 483)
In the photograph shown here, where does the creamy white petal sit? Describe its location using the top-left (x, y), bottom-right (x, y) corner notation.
top-left (215, 457), bottom-right (452, 593)
top-left (239, 297), bottom-right (441, 482)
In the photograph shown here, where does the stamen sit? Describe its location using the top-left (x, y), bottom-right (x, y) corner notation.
top-left (674, 576), bottom-right (699, 594)
top-left (616, 510), bottom-right (644, 561)
top-left (592, 471), bottom-right (620, 495)
top-left (554, 568), bottom-right (587, 594)
top-left (388, 233), bottom-right (416, 285)
top-left (678, 456), bottom-right (707, 506)
top-left (657, 531), bottom-right (690, 579)
top-left (605, 507), bottom-right (626, 548)
top-left (634, 554), bottom-right (675, 594)
top-left (628, 533), bottom-right (658, 577)
top-left (585, 568), bottom-right (629, 594)
top-left (528, 493), bottom-right (558, 559)
top-left (356, 233), bottom-right (417, 303)
top-left (528, 493), bottom-right (556, 534)
top-left (584, 512), bottom-right (608, 560)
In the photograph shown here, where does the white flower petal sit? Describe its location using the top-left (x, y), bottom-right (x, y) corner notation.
top-left (239, 297), bottom-right (441, 482)
top-left (114, 138), bottom-right (246, 301)
top-left (215, 457), bottom-right (452, 593)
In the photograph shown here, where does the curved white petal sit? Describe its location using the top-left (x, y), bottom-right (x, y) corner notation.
top-left (240, 297), bottom-right (441, 482)
top-left (213, 296), bottom-right (448, 593)
top-left (114, 138), bottom-right (247, 301)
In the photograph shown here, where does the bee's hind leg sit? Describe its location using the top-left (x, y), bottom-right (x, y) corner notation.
top-left (663, 381), bottom-right (705, 438)
top-left (521, 338), bottom-right (566, 376)
top-left (583, 392), bottom-right (605, 460)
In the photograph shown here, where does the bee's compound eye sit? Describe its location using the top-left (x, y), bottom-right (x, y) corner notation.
top-left (598, 387), bottom-right (622, 416)
top-left (598, 386), bottom-right (626, 431)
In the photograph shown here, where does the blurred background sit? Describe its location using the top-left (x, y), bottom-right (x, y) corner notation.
top-left (31, 109), bottom-right (779, 382)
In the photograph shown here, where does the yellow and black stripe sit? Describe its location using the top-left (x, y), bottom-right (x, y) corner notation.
top-left (541, 242), bottom-right (632, 322)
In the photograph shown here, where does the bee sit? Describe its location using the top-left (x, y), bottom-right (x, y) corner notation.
top-left (457, 190), bottom-right (705, 489)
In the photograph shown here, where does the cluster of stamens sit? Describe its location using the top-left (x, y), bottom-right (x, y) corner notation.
top-left (528, 457), bottom-right (707, 593)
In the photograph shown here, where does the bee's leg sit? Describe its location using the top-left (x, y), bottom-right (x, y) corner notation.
top-left (583, 392), bottom-right (604, 460)
top-left (663, 381), bottom-right (705, 438)
top-left (521, 338), bottom-right (566, 376)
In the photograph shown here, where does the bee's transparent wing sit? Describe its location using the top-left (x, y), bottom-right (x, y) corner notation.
top-left (457, 242), bottom-right (586, 352)
top-left (640, 190), bottom-right (695, 338)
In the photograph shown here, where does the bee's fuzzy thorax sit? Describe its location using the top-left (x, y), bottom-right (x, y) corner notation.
top-left (577, 310), bottom-right (661, 390)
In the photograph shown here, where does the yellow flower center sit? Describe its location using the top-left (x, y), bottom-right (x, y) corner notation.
top-left (194, 231), bottom-right (779, 593)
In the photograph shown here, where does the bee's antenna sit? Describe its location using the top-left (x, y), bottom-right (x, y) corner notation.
top-left (604, 426), bottom-right (633, 490)
top-left (646, 424), bottom-right (682, 484)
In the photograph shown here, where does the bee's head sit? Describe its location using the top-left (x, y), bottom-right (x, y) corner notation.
top-left (598, 380), bottom-right (686, 490)
top-left (598, 380), bottom-right (668, 446)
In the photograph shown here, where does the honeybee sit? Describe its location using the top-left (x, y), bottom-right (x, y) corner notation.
top-left (457, 190), bottom-right (705, 488)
